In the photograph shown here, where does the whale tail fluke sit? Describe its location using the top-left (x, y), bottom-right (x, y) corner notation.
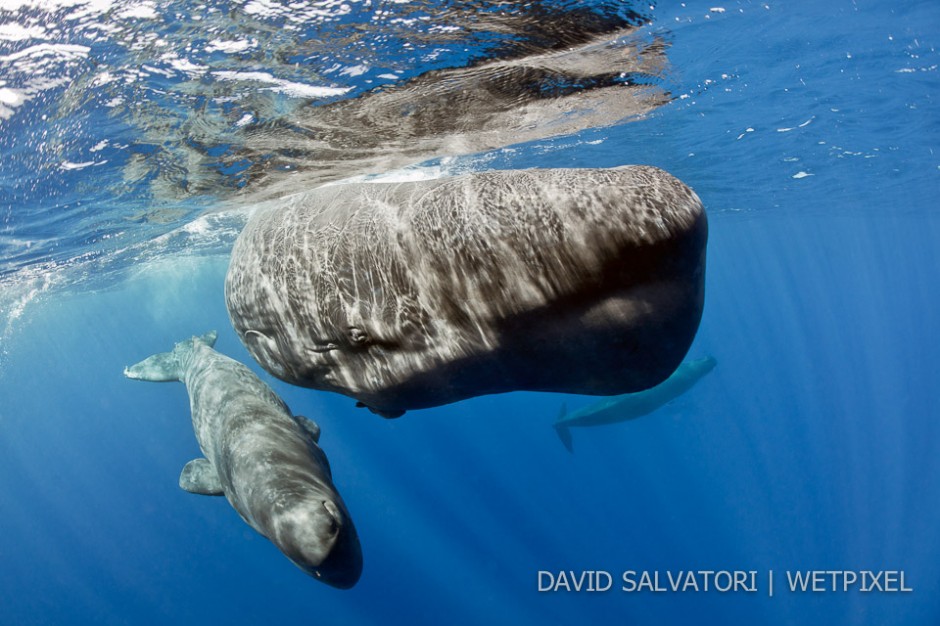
top-left (553, 403), bottom-right (574, 453)
top-left (191, 330), bottom-right (218, 349)
top-left (124, 350), bottom-right (181, 382)
top-left (124, 331), bottom-right (218, 382)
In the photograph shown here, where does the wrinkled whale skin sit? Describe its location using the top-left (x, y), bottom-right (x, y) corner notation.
top-left (225, 166), bottom-right (707, 416)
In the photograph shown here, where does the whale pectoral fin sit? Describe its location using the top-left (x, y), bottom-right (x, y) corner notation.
top-left (179, 458), bottom-right (224, 496)
top-left (554, 422), bottom-right (574, 453)
top-left (295, 415), bottom-right (321, 443)
top-left (553, 403), bottom-right (574, 453)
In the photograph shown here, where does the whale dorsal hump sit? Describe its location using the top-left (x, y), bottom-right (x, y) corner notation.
top-left (295, 415), bottom-right (321, 443)
top-left (179, 458), bottom-right (224, 496)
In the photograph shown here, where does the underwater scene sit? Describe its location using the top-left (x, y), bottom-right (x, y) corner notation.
top-left (1, 1), bottom-right (938, 624)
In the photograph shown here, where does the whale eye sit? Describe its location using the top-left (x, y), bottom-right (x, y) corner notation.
top-left (347, 326), bottom-right (370, 347)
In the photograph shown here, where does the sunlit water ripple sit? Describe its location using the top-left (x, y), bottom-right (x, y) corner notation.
top-left (1, 2), bottom-right (939, 625)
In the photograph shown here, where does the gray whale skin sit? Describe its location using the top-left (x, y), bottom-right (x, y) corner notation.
top-left (124, 331), bottom-right (362, 588)
top-left (225, 166), bottom-right (707, 417)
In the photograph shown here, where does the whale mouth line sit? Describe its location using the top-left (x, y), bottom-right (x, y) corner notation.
top-left (355, 402), bottom-right (406, 419)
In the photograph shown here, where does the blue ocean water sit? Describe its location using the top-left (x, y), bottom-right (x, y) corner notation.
top-left (1, 1), bottom-right (938, 625)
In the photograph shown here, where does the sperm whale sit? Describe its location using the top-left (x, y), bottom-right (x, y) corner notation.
top-left (225, 166), bottom-right (707, 417)
top-left (124, 331), bottom-right (362, 588)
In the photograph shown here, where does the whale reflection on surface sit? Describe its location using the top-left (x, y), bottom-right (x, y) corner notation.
top-left (242, 26), bottom-right (671, 200)
top-left (0, 1), bottom-right (673, 281)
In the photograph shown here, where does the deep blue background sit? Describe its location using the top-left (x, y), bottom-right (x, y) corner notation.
top-left (1, 1), bottom-right (938, 624)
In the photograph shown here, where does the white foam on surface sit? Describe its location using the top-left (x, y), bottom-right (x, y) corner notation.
top-left (206, 39), bottom-right (255, 54)
top-left (212, 70), bottom-right (351, 98)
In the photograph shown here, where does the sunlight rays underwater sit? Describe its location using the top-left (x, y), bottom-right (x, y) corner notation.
top-left (0, 1), bottom-right (939, 624)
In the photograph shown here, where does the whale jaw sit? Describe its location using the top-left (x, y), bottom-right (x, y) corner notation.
top-left (271, 499), bottom-right (363, 589)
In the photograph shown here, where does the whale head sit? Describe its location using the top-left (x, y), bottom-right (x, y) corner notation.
top-left (270, 496), bottom-right (363, 589)
top-left (225, 167), bottom-right (708, 415)
top-left (225, 235), bottom-right (446, 415)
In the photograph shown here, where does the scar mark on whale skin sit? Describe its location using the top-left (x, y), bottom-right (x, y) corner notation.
top-left (225, 165), bottom-right (708, 416)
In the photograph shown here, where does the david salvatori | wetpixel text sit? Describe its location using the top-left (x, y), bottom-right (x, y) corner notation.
top-left (537, 569), bottom-right (913, 595)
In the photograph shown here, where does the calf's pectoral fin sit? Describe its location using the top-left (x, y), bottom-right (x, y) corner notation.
top-left (295, 415), bottom-right (321, 443)
top-left (179, 458), bottom-right (224, 496)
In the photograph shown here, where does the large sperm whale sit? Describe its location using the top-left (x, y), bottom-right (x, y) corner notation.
top-left (124, 331), bottom-right (362, 588)
top-left (225, 165), bottom-right (707, 417)
top-left (553, 356), bottom-right (717, 452)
